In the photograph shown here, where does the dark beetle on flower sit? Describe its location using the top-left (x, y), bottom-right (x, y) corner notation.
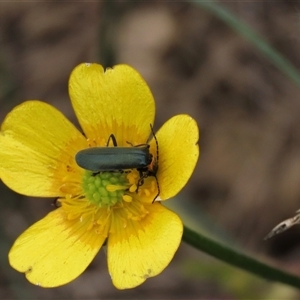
top-left (75, 130), bottom-right (160, 201)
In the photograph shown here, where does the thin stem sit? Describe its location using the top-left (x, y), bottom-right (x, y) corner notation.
top-left (183, 226), bottom-right (300, 289)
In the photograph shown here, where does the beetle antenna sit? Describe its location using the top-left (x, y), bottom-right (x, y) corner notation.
top-left (150, 124), bottom-right (159, 167)
top-left (149, 124), bottom-right (160, 203)
top-left (152, 176), bottom-right (160, 203)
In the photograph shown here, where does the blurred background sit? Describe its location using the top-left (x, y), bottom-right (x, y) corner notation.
top-left (1, 1), bottom-right (300, 299)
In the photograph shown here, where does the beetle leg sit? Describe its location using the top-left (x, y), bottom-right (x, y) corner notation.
top-left (106, 134), bottom-right (118, 147)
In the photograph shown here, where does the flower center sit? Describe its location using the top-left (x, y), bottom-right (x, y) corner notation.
top-left (82, 171), bottom-right (136, 207)
top-left (59, 168), bottom-right (158, 237)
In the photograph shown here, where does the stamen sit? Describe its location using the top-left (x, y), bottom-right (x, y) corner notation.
top-left (129, 184), bottom-right (137, 193)
top-left (59, 168), bottom-right (156, 235)
top-left (106, 184), bottom-right (128, 192)
top-left (123, 195), bottom-right (133, 202)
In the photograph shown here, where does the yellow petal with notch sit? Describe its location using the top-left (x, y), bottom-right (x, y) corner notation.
top-left (151, 114), bottom-right (199, 200)
top-left (9, 208), bottom-right (107, 287)
top-left (0, 100), bottom-right (87, 197)
top-left (69, 63), bottom-right (155, 146)
top-left (107, 203), bottom-right (183, 289)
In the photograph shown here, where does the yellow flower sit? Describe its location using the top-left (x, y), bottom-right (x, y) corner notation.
top-left (0, 63), bottom-right (199, 289)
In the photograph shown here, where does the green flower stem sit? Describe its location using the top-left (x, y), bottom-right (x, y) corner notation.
top-left (193, 1), bottom-right (300, 87)
top-left (183, 226), bottom-right (300, 289)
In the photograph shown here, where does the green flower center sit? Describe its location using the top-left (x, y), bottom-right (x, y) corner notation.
top-left (82, 171), bottom-right (131, 207)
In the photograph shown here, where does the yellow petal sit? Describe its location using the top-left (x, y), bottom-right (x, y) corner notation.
top-left (69, 63), bottom-right (155, 146)
top-left (0, 101), bottom-right (87, 197)
top-left (9, 208), bottom-right (107, 287)
top-left (151, 115), bottom-right (199, 200)
top-left (107, 203), bottom-right (183, 289)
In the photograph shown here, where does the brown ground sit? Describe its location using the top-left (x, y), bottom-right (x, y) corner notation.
top-left (1, 1), bottom-right (300, 299)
